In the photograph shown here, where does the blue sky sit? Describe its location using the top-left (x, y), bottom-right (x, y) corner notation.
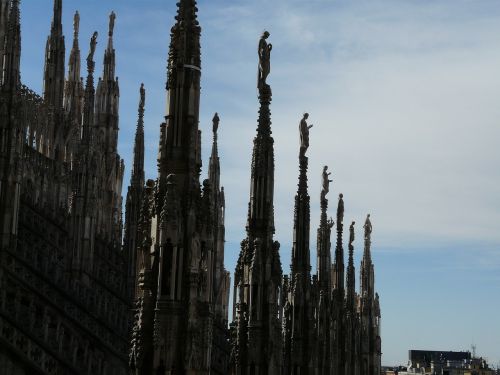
top-left (19, 0), bottom-right (500, 367)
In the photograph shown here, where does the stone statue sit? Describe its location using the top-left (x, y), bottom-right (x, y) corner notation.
top-left (299, 113), bottom-right (313, 155)
top-left (364, 214), bottom-right (372, 239)
top-left (349, 221), bottom-right (355, 246)
top-left (212, 112), bottom-right (220, 134)
top-left (258, 31), bottom-right (272, 87)
top-left (139, 83), bottom-right (145, 108)
top-left (87, 31), bottom-right (98, 63)
top-left (322, 166), bottom-right (332, 197)
top-left (337, 193), bottom-right (344, 223)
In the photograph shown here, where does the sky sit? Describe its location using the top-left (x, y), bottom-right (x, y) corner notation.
top-left (19, 0), bottom-right (500, 367)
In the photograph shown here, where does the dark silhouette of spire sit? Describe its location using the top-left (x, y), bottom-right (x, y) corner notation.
top-left (124, 83), bottom-right (146, 302)
top-left (208, 113), bottom-right (220, 193)
top-left (0, 0), bottom-right (11, 64)
top-left (132, 83), bottom-right (145, 189)
top-left (1, 0), bottom-right (21, 89)
top-left (64, 11), bottom-right (82, 117)
top-left (315, 166), bottom-right (334, 375)
top-left (81, 31), bottom-right (97, 144)
top-left (102, 11), bottom-right (116, 82)
top-left (346, 221), bottom-right (356, 309)
top-left (43, 0), bottom-right (65, 109)
top-left (291, 129), bottom-right (310, 277)
top-left (332, 192), bottom-right (346, 375)
top-left (231, 31), bottom-right (282, 375)
top-left (361, 214), bottom-right (374, 299)
top-left (283, 118), bottom-right (313, 374)
top-left (159, 0), bottom-right (202, 202)
top-left (334, 193), bottom-right (345, 292)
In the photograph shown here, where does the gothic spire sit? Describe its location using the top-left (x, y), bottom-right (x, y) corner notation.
top-left (317, 165), bottom-right (333, 295)
top-left (361, 214), bottom-right (374, 299)
top-left (168, 0), bottom-right (200, 79)
top-left (102, 11), bottom-right (116, 82)
top-left (64, 11), bottom-right (82, 116)
top-left (1, 0), bottom-right (21, 89)
top-left (346, 221), bottom-right (356, 309)
top-left (290, 115), bottom-right (311, 277)
top-left (67, 11), bottom-right (80, 83)
top-left (131, 83), bottom-right (145, 189)
top-left (81, 31), bottom-right (97, 144)
top-left (159, 0), bottom-right (202, 197)
top-left (334, 193), bottom-right (345, 292)
top-left (208, 113), bottom-right (220, 193)
top-left (43, 0), bottom-right (65, 108)
top-left (246, 32), bottom-right (274, 238)
top-left (52, 0), bottom-right (62, 33)
top-left (283, 116), bottom-right (313, 374)
top-left (231, 32), bottom-right (282, 375)
top-left (0, 0), bottom-right (10, 60)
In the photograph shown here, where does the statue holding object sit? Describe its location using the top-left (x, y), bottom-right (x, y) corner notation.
top-left (321, 166), bottom-right (332, 202)
top-left (258, 31), bottom-right (272, 88)
top-left (299, 113), bottom-right (313, 156)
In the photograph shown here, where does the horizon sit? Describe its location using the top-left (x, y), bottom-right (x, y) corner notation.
top-left (18, 0), bottom-right (500, 367)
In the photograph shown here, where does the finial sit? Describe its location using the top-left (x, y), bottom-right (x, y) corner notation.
top-left (109, 11), bottom-right (116, 37)
top-left (73, 11), bottom-right (80, 38)
top-left (212, 112), bottom-right (220, 135)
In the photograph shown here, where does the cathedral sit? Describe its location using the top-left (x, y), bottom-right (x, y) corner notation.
top-left (0, 0), bottom-right (381, 375)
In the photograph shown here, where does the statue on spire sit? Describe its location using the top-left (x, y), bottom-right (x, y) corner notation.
top-left (86, 32), bottom-right (98, 73)
top-left (349, 221), bottom-right (355, 247)
top-left (258, 31), bottom-right (272, 88)
top-left (139, 83), bottom-right (145, 108)
top-left (321, 166), bottom-right (332, 202)
top-left (213, 112), bottom-right (220, 135)
top-left (364, 214), bottom-right (372, 240)
top-left (299, 113), bottom-right (313, 156)
top-left (87, 32), bottom-right (98, 62)
top-left (337, 193), bottom-right (344, 223)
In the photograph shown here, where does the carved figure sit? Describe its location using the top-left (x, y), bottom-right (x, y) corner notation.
top-left (364, 214), bottom-right (372, 239)
top-left (139, 83), bottom-right (145, 108)
top-left (213, 112), bottom-right (220, 134)
top-left (322, 166), bottom-right (332, 197)
top-left (258, 31), bottom-right (272, 87)
top-left (349, 221), bottom-right (355, 246)
top-left (299, 113), bottom-right (313, 155)
top-left (87, 31), bottom-right (98, 63)
top-left (337, 193), bottom-right (344, 223)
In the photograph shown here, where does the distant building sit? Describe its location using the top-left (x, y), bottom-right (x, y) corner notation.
top-left (385, 350), bottom-right (495, 375)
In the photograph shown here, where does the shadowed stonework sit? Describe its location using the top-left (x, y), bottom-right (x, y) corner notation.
top-left (0, 1), bottom-right (381, 374)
